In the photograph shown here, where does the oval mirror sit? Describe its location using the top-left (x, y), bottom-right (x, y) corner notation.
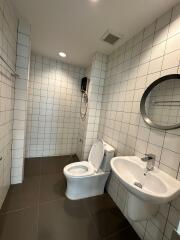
top-left (140, 74), bottom-right (180, 130)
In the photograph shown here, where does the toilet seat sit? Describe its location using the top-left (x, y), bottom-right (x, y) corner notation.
top-left (63, 161), bottom-right (95, 177)
top-left (63, 140), bottom-right (104, 178)
top-left (88, 140), bottom-right (104, 171)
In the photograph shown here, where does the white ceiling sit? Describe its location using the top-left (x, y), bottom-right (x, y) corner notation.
top-left (12, 0), bottom-right (179, 67)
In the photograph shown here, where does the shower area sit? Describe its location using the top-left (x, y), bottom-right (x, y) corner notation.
top-left (25, 54), bottom-right (85, 158)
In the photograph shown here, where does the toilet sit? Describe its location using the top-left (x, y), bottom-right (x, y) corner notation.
top-left (63, 140), bottom-right (115, 200)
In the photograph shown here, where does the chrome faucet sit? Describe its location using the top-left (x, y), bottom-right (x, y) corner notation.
top-left (141, 153), bottom-right (155, 172)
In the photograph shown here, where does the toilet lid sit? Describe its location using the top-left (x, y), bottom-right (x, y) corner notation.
top-left (88, 140), bottom-right (104, 171)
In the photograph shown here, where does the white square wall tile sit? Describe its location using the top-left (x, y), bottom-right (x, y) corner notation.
top-left (159, 163), bottom-right (177, 178)
top-left (116, 183), bottom-right (128, 213)
top-left (128, 124), bottom-right (139, 137)
top-left (135, 139), bottom-right (147, 154)
top-left (146, 221), bottom-right (163, 240)
top-left (14, 100), bottom-right (26, 110)
top-left (135, 76), bottom-right (146, 89)
top-left (13, 130), bottom-right (25, 140)
top-left (162, 50), bottom-right (180, 70)
top-left (15, 79), bottom-right (28, 90)
top-left (11, 157), bottom-right (24, 167)
top-left (165, 221), bottom-right (175, 239)
top-left (168, 206), bottom-right (180, 227)
top-left (18, 33), bottom-right (30, 46)
top-left (12, 139), bottom-right (25, 150)
top-left (11, 167), bottom-right (24, 177)
top-left (14, 110), bottom-right (26, 121)
top-left (161, 148), bottom-right (180, 170)
top-left (149, 130), bottom-right (165, 147)
top-left (165, 34), bottom-right (180, 54)
top-left (133, 222), bottom-right (145, 239)
top-left (138, 63), bottom-right (149, 77)
top-left (172, 195), bottom-right (180, 211)
top-left (12, 149), bottom-right (24, 159)
top-left (16, 55), bottom-right (29, 69)
top-left (164, 133), bottom-right (180, 153)
top-left (150, 41), bottom-right (166, 60)
top-left (137, 126), bottom-right (150, 141)
top-left (151, 212), bottom-right (167, 233)
top-left (148, 57), bottom-right (163, 74)
top-left (17, 44), bottom-right (29, 58)
top-left (11, 176), bottom-right (23, 184)
top-left (13, 120), bottom-right (25, 130)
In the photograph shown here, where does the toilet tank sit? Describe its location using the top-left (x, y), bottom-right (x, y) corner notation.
top-left (101, 141), bottom-right (115, 172)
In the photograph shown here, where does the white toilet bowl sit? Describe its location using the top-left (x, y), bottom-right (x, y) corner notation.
top-left (63, 140), bottom-right (114, 200)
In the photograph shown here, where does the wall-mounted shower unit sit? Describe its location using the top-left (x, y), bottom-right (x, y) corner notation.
top-left (80, 77), bottom-right (89, 120)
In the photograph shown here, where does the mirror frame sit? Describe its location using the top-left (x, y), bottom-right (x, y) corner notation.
top-left (140, 74), bottom-right (180, 130)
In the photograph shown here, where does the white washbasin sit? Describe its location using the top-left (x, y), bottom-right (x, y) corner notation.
top-left (110, 156), bottom-right (180, 204)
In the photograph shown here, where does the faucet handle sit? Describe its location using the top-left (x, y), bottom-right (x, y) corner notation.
top-left (143, 153), bottom-right (156, 171)
top-left (145, 153), bottom-right (155, 160)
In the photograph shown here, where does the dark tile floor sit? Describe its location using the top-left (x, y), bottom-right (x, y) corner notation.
top-left (0, 155), bottom-right (140, 240)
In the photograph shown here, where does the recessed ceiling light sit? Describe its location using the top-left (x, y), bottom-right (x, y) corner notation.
top-left (90, 0), bottom-right (99, 3)
top-left (59, 52), bottom-right (66, 58)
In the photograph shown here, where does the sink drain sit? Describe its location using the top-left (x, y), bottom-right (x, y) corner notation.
top-left (134, 182), bottom-right (142, 189)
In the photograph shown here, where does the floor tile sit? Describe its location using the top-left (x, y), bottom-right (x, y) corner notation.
top-left (84, 193), bottom-right (117, 216)
top-left (0, 176), bottom-right (40, 213)
top-left (84, 192), bottom-right (131, 238)
top-left (41, 156), bottom-right (74, 175)
top-left (39, 174), bottom-right (66, 203)
top-left (24, 158), bottom-right (42, 177)
top-left (38, 199), bottom-right (100, 240)
top-left (0, 207), bottom-right (38, 240)
top-left (92, 206), bottom-right (130, 239)
top-left (104, 227), bottom-right (140, 240)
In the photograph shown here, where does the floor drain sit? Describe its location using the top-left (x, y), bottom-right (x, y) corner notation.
top-left (134, 182), bottom-right (142, 189)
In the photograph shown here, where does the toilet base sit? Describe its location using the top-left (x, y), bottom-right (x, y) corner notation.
top-left (65, 172), bottom-right (109, 200)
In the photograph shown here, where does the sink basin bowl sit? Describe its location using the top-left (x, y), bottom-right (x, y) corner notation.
top-left (110, 156), bottom-right (180, 204)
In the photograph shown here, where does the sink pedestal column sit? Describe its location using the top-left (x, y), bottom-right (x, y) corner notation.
top-left (127, 193), bottom-right (159, 221)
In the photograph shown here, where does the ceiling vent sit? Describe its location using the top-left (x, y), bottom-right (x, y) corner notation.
top-left (101, 30), bottom-right (122, 45)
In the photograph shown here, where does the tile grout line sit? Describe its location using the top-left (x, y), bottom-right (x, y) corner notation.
top-left (35, 158), bottom-right (42, 238)
top-left (0, 206), bottom-right (31, 216)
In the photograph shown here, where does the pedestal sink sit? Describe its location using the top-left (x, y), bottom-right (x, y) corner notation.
top-left (110, 156), bottom-right (180, 221)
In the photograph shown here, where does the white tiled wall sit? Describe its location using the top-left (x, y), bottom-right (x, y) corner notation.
top-left (11, 18), bottom-right (31, 184)
top-left (25, 54), bottom-right (85, 157)
top-left (78, 53), bottom-right (107, 161)
top-left (98, 3), bottom-right (180, 240)
top-left (0, 0), bottom-right (17, 206)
